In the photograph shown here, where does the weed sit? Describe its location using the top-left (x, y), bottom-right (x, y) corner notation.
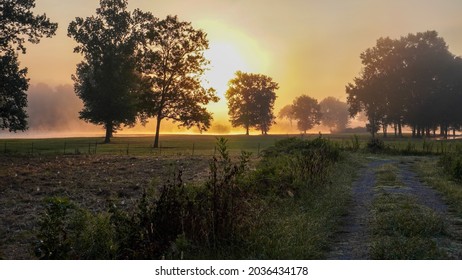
top-left (370, 193), bottom-right (447, 259)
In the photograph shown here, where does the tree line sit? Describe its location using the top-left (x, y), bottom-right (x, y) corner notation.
top-left (347, 30), bottom-right (462, 138)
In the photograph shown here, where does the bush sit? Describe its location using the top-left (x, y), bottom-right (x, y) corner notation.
top-left (366, 137), bottom-right (385, 153)
top-left (255, 137), bottom-right (340, 196)
top-left (439, 153), bottom-right (462, 181)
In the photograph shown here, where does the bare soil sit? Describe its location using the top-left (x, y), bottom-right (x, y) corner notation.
top-left (0, 155), bottom-right (210, 259)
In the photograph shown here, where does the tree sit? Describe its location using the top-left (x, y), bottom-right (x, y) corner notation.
top-left (346, 31), bottom-right (459, 138)
top-left (0, 53), bottom-right (28, 131)
top-left (226, 71), bottom-right (278, 135)
top-left (291, 95), bottom-right (322, 134)
top-left (139, 15), bottom-right (218, 148)
top-left (0, 0), bottom-right (57, 131)
top-left (278, 104), bottom-right (295, 126)
top-left (319, 97), bottom-right (349, 133)
top-left (68, 0), bottom-right (147, 143)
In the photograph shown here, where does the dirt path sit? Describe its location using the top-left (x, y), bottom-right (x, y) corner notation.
top-left (327, 159), bottom-right (392, 259)
top-left (328, 158), bottom-right (458, 260)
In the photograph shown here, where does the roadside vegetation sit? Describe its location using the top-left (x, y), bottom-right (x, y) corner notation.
top-left (31, 136), bottom-right (360, 259)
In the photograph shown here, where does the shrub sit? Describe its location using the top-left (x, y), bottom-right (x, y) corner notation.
top-left (255, 137), bottom-right (340, 196)
top-left (439, 152), bottom-right (462, 181)
top-left (366, 137), bottom-right (385, 153)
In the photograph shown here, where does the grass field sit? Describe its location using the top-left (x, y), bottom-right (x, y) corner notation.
top-left (2, 133), bottom-right (462, 157)
top-left (0, 134), bottom-right (298, 156)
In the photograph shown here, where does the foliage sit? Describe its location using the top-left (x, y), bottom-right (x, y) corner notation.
top-left (347, 31), bottom-right (462, 138)
top-left (34, 197), bottom-right (74, 259)
top-left (0, 0), bottom-right (57, 132)
top-left (319, 96), bottom-right (349, 133)
top-left (68, 0), bottom-right (149, 143)
top-left (277, 104), bottom-right (295, 126)
top-left (0, 0), bottom-right (57, 54)
top-left (366, 137), bottom-right (385, 153)
top-left (226, 71), bottom-right (279, 135)
top-left (439, 152), bottom-right (462, 181)
top-left (256, 137), bottom-right (340, 196)
top-left (0, 53), bottom-right (28, 131)
top-left (290, 95), bottom-right (322, 134)
top-left (139, 15), bottom-right (218, 148)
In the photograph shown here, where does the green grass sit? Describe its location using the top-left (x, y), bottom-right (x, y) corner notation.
top-left (0, 134), bottom-right (298, 156)
top-left (243, 152), bottom-right (363, 259)
top-left (371, 162), bottom-right (448, 259)
top-left (2, 133), bottom-right (462, 156)
top-left (414, 157), bottom-right (462, 216)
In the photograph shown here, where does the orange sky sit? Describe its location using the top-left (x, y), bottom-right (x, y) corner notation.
top-left (15, 0), bottom-right (462, 135)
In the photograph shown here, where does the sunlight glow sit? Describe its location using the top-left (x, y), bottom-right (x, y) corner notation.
top-left (199, 19), bottom-right (271, 99)
top-left (203, 41), bottom-right (250, 98)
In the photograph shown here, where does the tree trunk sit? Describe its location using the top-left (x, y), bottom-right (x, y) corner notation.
top-left (398, 121), bottom-right (403, 137)
top-left (104, 121), bottom-right (112, 144)
top-left (245, 124), bottom-right (249, 135)
top-left (383, 124), bottom-right (388, 138)
top-left (153, 114), bottom-right (162, 148)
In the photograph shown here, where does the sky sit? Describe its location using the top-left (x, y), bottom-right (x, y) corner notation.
top-left (13, 0), bottom-right (462, 136)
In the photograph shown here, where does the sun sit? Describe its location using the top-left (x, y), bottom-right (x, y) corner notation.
top-left (203, 41), bottom-right (250, 98)
top-left (199, 19), bottom-right (270, 97)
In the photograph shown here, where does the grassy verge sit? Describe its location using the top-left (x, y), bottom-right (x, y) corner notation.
top-left (243, 152), bottom-right (363, 259)
top-left (414, 157), bottom-right (462, 216)
top-left (370, 161), bottom-right (447, 259)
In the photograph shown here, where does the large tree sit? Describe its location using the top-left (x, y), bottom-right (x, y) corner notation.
top-left (0, 0), bottom-right (57, 131)
top-left (319, 96), bottom-right (349, 133)
top-left (226, 71), bottom-right (278, 135)
top-left (346, 31), bottom-right (459, 138)
top-left (139, 15), bottom-right (218, 148)
top-left (291, 95), bottom-right (322, 134)
top-left (68, 0), bottom-right (149, 143)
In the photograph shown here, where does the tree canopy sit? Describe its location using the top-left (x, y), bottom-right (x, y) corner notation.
top-left (319, 97), bottom-right (349, 133)
top-left (139, 15), bottom-right (218, 148)
top-left (290, 95), bottom-right (322, 134)
top-left (226, 71), bottom-right (278, 135)
top-left (68, 0), bottom-right (147, 143)
top-left (0, 0), bottom-right (57, 132)
top-left (347, 31), bottom-right (462, 138)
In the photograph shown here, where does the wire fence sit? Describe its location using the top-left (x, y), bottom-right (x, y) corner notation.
top-left (0, 139), bottom-right (266, 157)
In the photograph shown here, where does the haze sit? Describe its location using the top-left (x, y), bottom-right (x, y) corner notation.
top-left (10, 0), bottom-right (462, 136)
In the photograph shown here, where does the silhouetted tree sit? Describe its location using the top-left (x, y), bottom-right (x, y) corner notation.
top-left (319, 97), bottom-right (349, 133)
top-left (0, 0), bottom-right (57, 131)
top-left (139, 15), bottom-right (218, 148)
top-left (346, 31), bottom-right (460, 138)
top-left (68, 0), bottom-right (147, 143)
top-left (278, 104), bottom-right (295, 126)
top-left (291, 95), bottom-right (322, 134)
top-left (226, 71), bottom-right (278, 135)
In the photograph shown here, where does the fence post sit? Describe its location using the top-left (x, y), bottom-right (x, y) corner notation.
top-left (63, 141), bottom-right (67, 155)
top-left (126, 143), bottom-right (129, 155)
top-left (192, 143), bottom-right (195, 156)
top-left (88, 143), bottom-right (91, 154)
top-left (4, 142), bottom-right (6, 154)
top-left (94, 141), bottom-right (98, 154)
top-left (31, 142), bottom-right (34, 156)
